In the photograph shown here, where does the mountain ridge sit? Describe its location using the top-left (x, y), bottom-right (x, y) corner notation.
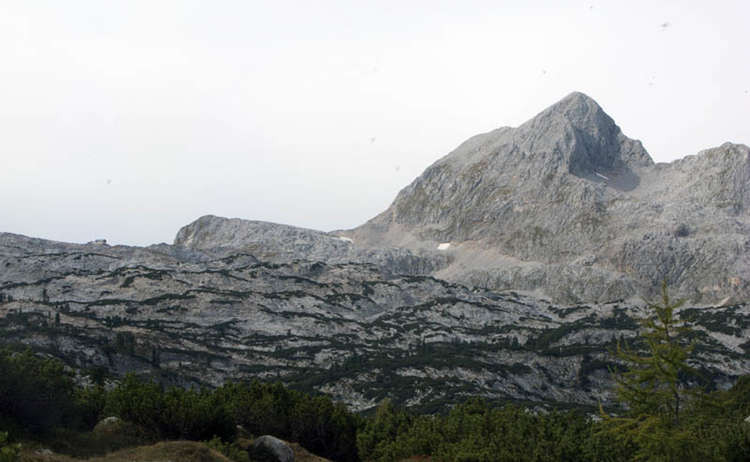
top-left (345, 93), bottom-right (750, 303)
top-left (169, 92), bottom-right (750, 304)
top-left (2, 91), bottom-right (749, 412)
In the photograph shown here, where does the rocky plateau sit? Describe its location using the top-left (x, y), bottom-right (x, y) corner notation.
top-left (2, 92), bottom-right (749, 413)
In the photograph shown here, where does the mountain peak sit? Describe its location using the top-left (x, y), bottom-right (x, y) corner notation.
top-left (549, 91), bottom-right (605, 122)
top-left (556, 90), bottom-right (600, 108)
top-left (524, 91), bottom-right (608, 130)
top-left (516, 91), bottom-right (653, 176)
top-left (353, 92), bottom-right (659, 293)
top-left (350, 92), bottom-right (750, 304)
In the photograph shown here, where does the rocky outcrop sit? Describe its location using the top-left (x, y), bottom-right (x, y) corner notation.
top-left (174, 215), bottom-right (451, 277)
top-left (345, 92), bottom-right (750, 303)
top-left (1, 232), bottom-right (748, 412)
top-left (93, 416), bottom-right (123, 434)
top-left (170, 94), bottom-right (750, 304)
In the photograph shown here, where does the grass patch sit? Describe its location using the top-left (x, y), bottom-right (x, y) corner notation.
top-left (20, 441), bottom-right (232, 462)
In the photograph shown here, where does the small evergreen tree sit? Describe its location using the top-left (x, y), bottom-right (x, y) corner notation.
top-left (601, 283), bottom-right (711, 461)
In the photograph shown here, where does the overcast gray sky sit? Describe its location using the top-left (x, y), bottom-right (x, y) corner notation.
top-left (2, 1), bottom-right (748, 246)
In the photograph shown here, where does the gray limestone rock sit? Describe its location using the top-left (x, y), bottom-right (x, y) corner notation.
top-left (170, 93), bottom-right (750, 304)
top-left (93, 416), bottom-right (124, 435)
top-left (252, 435), bottom-right (294, 462)
top-left (1, 232), bottom-right (747, 412)
top-left (174, 215), bottom-right (451, 277)
top-left (2, 92), bottom-right (749, 413)
top-left (348, 92), bottom-right (750, 303)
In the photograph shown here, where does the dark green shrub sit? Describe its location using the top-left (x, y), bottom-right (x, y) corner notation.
top-left (104, 374), bottom-right (235, 442)
top-left (73, 385), bottom-right (108, 430)
top-left (216, 381), bottom-right (361, 462)
top-left (357, 398), bottom-right (625, 462)
top-left (0, 348), bottom-right (77, 434)
top-left (206, 436), bottom-right (250, 462)
top-left (0, 432), bottom-right (20, 462)
top-left (162, 387), bottom-right (236, 442)
top-left (102, 374), bottom-right (166, 437)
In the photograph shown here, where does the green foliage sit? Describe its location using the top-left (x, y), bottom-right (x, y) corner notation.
top-left (0, 348), bottom-right (77, 434)
top-left (600, 283), bottom-right (730, 461)
top-left (104, 374), bottom-right (236, 442)
top-left (74, 384), bottom-right (108, 430)
top-left (689, 376), bottom-right (750, 462)
top-left (356, 399), bottom-right (416, 461)
top-left (216, 381), bottom-right (361, 462)
top-left (206, 436), bottom-right (250, 462)
top-left (40, 423), bottom-right (151, 459)
top-left (0, 432), bottom-right (20, 462)
top-left (102, 375), bottom-right (166, 436)
top-left (356, 398), bottom-right (616, 462)
top-left (99, 376), bottom-right (361, 461)
top-left (611, 284), bottom-right (698, 423)
top-left (0, 346), bottom-right (360, 461)
top-left (161, 386), bottom-right (236, 442)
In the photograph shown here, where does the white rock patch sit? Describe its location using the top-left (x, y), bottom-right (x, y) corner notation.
top-left (437, 243), bottom-right (451, 250)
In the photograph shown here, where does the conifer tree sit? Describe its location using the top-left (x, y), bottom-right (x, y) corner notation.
top-left (601, 282), bottom-right (711, 461)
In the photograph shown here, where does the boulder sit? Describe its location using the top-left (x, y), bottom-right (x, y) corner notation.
top-left (93, 416), bottom-right (122, 434)
top-left (252, 435), bottom-right (294, 462)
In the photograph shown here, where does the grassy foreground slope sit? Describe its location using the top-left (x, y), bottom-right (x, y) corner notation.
top-left (19, 441), bottom-right (231, 462)
top-left (17, 440), bottom-right (330, 462)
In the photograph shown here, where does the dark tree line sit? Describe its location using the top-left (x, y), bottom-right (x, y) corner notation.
top-left (0, 347), bottom-right (360, 461)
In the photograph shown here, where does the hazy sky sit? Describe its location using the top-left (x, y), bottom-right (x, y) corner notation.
top-left (2, 1), bottom-right (749, 246)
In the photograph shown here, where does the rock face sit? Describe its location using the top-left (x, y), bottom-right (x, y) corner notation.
top-left (342, 92), bottom-right (750, 303)
top-left (172, 93), bottom-right (750, 304)
top-left (174, 215), bottom-right (450, 277)
top-left (2, 91), bottom-right (750, 413)
top-left (1, 232), bottom-right (748, 412)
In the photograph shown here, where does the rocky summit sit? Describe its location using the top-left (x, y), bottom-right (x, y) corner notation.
top-left (2, 92), bottom-right (750, 412)
top-left (350, 92), bottom-right (750, 304)
top-left (177, 92), bottom-right (750, 305)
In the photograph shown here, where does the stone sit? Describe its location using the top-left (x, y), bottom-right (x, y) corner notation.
top-left (252, 435), bottom-right (294, 462)
top-left (173, 215), bottom-right (450, 277)
top-left (93, 416), bottom-right (135, 436)
top-left (0, 230), bottom-right (747, 412)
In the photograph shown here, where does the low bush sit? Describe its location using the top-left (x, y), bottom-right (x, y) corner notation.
top-left (0, 348), bottom-right (77, 434)
top-left (0, 432), bottom-right (20, 462)
top-left (103, 375), bottom-right (236, 442)
top-left (206, 436), bottom-right (250, 462)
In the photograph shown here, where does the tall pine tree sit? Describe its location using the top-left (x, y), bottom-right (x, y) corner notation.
top-left (601, 282), bottom-right (711, 461)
